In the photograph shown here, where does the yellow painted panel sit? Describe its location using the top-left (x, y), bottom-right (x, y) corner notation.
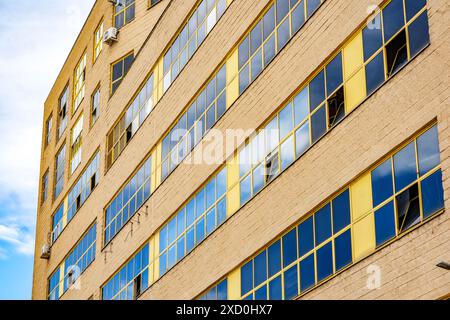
top-left (226, 154), bottom-right (240, 217)
top-left (350, 172), bottom-right (373, 222)
top-left (59, 263), bottom-right (65, 296)
top-left (227, 268), bottom-right (241, 300)
top-left (343, 32), bottom-right (364, 80)
top-left (352, 213), bottom-right (375, 261)
top-left (151, 234), bottom-right (159, 282)
top-left (345, 67), bottom-right (366, 113)
top-left (226, 49), bottom-right (239, 109)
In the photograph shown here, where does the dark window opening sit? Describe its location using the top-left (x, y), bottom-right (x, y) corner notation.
top-left (90, 174), bottom-right (97, 192)
top-left (265, 151), bottom-right (279, 183)
top-left (386, 30), bottom-right (408, 78)
top-left (327, 87), bottom-right (345, 129)
top-left (67, 269), bottom-right (75, 287)
top-left (396, 183), bottom-right (420, 233)
top-left (133, 274), bottom-right (142, 300)
top-left (126, 124), bottom-right (133, 142)
top-left (76, 195), bottom-right (81, 211)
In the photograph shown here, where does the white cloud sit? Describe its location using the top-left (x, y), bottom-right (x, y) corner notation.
top-left (0, 1), bottom-right (95, 259)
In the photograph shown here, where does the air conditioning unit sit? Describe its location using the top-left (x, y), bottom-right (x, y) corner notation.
top-left (41, 243), bottom-right (51, 260)
top-left (103, 27), bottom-right (119, 45)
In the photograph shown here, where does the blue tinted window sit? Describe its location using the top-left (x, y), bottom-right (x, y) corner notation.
top-left (408, 11), bottom-right (430, 59)
top-left (315, 203), bottom-right (332, 245)
top-left (292, 0), bottom-right (305, 33)
top-left (421, 170), bottom-right (444, 218)
top-left (217, 280), bottom-right (228, 300)
top-left (282, 229), bottom-right (298, 267)
top-left (295, 121), bottom-right (310, 157)
top-left (196, 218), bottom-right (205, 242)
top-left (309, 71), bottom-right (325, 111)
top-left (365, 51), bottom-right (385, 95)
top-left (241, 261), bottom-right (253, 295)
top-left (362, 14), bottom-right (383, 61)
top-left (326, 53), bottom-right (343, 96)
top-left (317, 242), bottom-right (333, 282)
top-left (394, 142), bottom-right (417, 191)
top-left (263, 5), bottom-right (275, 39)
top-left (238, 36), bottom-right (249, 69)
top-left (332, 190), bottom-right (350, 233)
top-left (269, 275), bottom-right (282, 300)
top-left (268, 240), bottom-right (282, 277)
top-left (300, 254), bottom-right (315, 292)
top-left (307, 0), bottom-right (321, 17)
top-left (277, 17), bottom-right (291, 50)
top-left (254, 251), bottom-right (267, 286)
top-left (311, 104), bottom-right (326, 143)
top-left (298, 216), bottom-right (314, 256)
top-left (240, 175), bottom-right (252, 205)
top-left (383, 0), bottom-right (405, 41)
top-left (374, 201), bottom-right (396, 246)
top-left (281, 136), bottom-right (295, 170)
top-left (418, 125), bottom-right (440, 176)
top-left (239, 65), bottom-right (250, 94)
top-left (255, 285), bottom-right (267, 300)
top-left (283, 264), bottom-right (299, 300)
top-left (334, 230), bottom-right (352, 271)
top-left (372, 158), bottom-right (394, 207)
top-left (405, 0), bottom-right (426, 21)
top-left (253, 163), bottom-right (265, 194)
top-left (276, 0), bottom-right (290, 24)
top-left (294, 87), bottom-right (309, 125)
top-left (279, 103), bottom-right (294, 140)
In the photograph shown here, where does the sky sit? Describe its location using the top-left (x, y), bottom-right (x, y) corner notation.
top-left (0, 0), bottom-right (95, 300)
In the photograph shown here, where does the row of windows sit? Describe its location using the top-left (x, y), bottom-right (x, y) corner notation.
top-left (107, 74), bottom-right (154, 169)
top-left (162, 0), bottom-right (228, 93)
top-left (102, 244), bottom-right (150, 300)
top-left (238, 0), bottom-right (429, 208)
top-left (48, 223), bottom-right (97, 300)
top-left (161, 66), bottom-right (226, 182)
top-left (239, 124), bottom-right (443, 300)
top-left (114, 0), bottom-right (136, 29)
top-left (104, 156), bottom-right (153, 245)
top-left (111, 52), bottom-right (135, 94)
top-left (52, 152), bottom-right (100, 243)
top-left (159, 167), bottom-right (227, 276)
top-left (238, 0), bottom-right (323, 94)
top-left (198, 279), bottom-right (228, 300)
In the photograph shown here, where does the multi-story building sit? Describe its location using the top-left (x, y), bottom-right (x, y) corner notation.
top-left (33, 0), bottom-right (449, 300)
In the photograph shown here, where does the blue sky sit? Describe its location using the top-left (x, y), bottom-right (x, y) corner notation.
top-left (0, 0), bottom-right (95, 300)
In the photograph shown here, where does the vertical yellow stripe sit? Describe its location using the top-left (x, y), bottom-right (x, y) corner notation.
top-left (227, 268), bottom-right (241, 300)
top-left (153, 233), bottom-right (160, 281)
top-left (343, 32), bottom-right (364, 80)
top-left (226, 153), bottom-right (240, 217)
top-left (226, 49), bottom-right (239, 109)
top-left (58, 264), bottom-right (65, 297)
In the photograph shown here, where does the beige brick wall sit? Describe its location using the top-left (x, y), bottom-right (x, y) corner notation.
top-left (33, 0), bottom-right (450, 300)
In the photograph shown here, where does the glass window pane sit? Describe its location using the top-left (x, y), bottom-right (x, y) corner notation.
top-left (240, 175), bottom-right (252, 205)
top-left (239, 65), bottom-right (250, 94)
top-left (300, 254), bottom-right (315, 292)
top-left (307, 0), bottom-right (321, 17)
top-left (295, 121), bottom-right (310, 157)
top-left (421, 170), bottom-right (444, 219)
top-left (276, 0), bottom-right (290, 24)
top-left (408, 11), bottom-right (430, 58)
top-left (238, 36), bottom-right (249, 69)
top-left (250, 21), bottom-right (262, 55)
top-left (417, 125), bottom-right (440, 176)
top-left (263, 5), bottom-right (275, 39)
top-left (255, 285), bottom-right (267, 300)
top-left (311, 104), bottom-right (326, 143)
top-left (253, 163), bottom-right (265, 195)
top-left (217, 280), bottom-right (227, 300)
top-left (317, 242), bottom-right (333, 282)
top-left (309, 71), bottom-right (325, 111)
top-left (332, 189), bottom-right (351, 233)
top-left (268, 240), bottom-right (282, 277)
top-left (269, 275), bottom-right (282, 300)
top-left (396, 183), bottom-right (420, 233)
top-left (280, 135), bottom-right (295, 170)
top-left (294, 87), bottom-right (309, 126)
top-left (334, 230), bottom-right (352, 271)
top-left (365, 51), bottom-right (385, 95)
top-left (383, 0), bottom-right (405, 41)
top-left (282, 229), bottom-right (298, 267)
top-left (277, 17), bottom-right (290, 50)
top-left (283, 264), bottom-right (299, 300)
top-left (264, 34), bottom-right (276, 66)
top-left (325, 53), bottom-right (343, 96)
top-left (298, 216), bottom-right (314, 257)
top-left (362, 14), bottom-right (383, 61)
top-left (315, 203), bottom-right (332, 245)
top-left (279, 103), bottom-right (294, 140)
top-left (254, 251), bottom-right (267, 286)
top-left (196, 217), bottom-right (205, 242)
top-left (393, 142), bottom-right (417, 191)
top-left (292, 0), bottom-right (306, 33)
top-left (405, 0), bottom-right (426, 21)
top-left (374, 201), bottom-right (396, 246)
top-left (371, 158), bottom-right (394, 207)
top-left (241, 261), bottom-right (253, 296)
top-left (251, 49), bottom-right (263, 80)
